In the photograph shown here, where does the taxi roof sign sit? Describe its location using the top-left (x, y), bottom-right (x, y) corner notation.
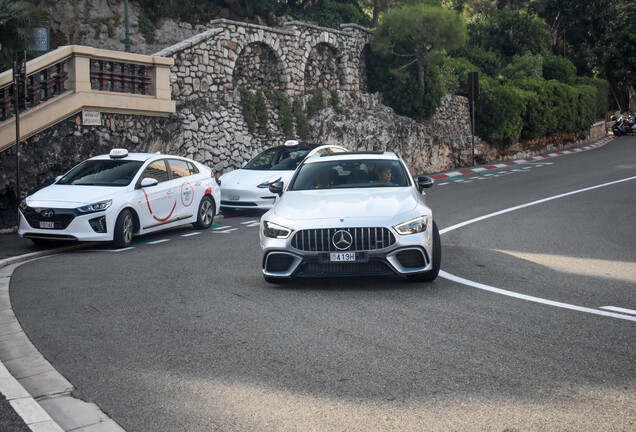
top-left (284, 140), bottom-right (299, 146)
top-left (109, 149), bottom-right (129, 159)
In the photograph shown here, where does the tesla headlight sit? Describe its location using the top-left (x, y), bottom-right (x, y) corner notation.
top-left (394, 216), bottom-right (428, 235)
top-left (77, 199), bottom-right (112, 214)
top-left (258, 177), bottom-right (282, 188)
top-left (263, 221), bottom-right (292, 239)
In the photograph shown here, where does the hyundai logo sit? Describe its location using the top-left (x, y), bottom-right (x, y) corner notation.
top-left (332, 230), bottom-right (353, 251)
top-left (40, 209), bottom-right (55, 218)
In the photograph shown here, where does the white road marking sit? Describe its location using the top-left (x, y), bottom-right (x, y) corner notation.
top-left (181, 232), bottom-right (201, 237)
top-left (213, 226), bottom-right (232, 230)
top-left (148, 239), bottom-right (170, 245)
top-left (438, 182), bottom-right (449, 186)
top-left (440, 175), bottom-right (636, 235)
top-left (212, 228), bottom-right (238, 234)
top-left (439, 271), bottom-right (636, 322)
top-left (241, 220), bottom-right (259, 225)
top-left (600, 306), bottom-right (636, 316)
top-left (88, 247), bottom-right (135, 253)
top-left (439, 175), bottom-right (636, 321)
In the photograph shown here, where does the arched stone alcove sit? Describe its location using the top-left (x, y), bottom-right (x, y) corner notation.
top-left (304, 43), bottom-right (343, 90)
top-left (233, 42), bottom-right (283, 90)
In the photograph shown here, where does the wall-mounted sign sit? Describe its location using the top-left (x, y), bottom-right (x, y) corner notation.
top-left (82, 111), bottom-right (101, 126)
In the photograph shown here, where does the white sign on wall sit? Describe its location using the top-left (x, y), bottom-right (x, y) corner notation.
top-left (82, 111), bottom-right (102, 126)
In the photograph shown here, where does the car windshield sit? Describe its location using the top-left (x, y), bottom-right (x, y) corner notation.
top-left (243, 147), bottom-right (312, 171)
top-left (289, 159), bottom-right (410, 190)
top-left (57, 160), bottom-right (144, 186)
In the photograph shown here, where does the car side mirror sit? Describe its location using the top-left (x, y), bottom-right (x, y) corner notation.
top-left (269, 181), bottom-right (284, 196)
top-left (137, 177), bottom-right (159, 189)
top-left (55, 175), bottom-right (63, 182)
top-left (417, 176), bottom-right (434, 192)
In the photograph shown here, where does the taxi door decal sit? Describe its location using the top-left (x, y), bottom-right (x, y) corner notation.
top-left (142, 188), bottom-right (177, 222)
top-left (181, 182), bottom-right (194, 207)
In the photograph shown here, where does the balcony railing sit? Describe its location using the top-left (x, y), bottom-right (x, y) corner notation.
top-left (0, 60), bottom-right (68, 121)
top-left (0, 45), bottom-right (175, 152)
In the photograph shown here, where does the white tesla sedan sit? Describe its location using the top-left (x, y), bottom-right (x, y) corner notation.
top-left (18, 149), bottom-right (221, 248)
top-left (259, 151), bottom-right (441, 283)
top-left (219, 141), bottom-right (348, 210)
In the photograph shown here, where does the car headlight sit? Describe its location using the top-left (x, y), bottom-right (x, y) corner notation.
top-left (263, 221), bottom-right (292, 239)
top-left (258, 177), bottom-right (282, 189)
top-left (77, 200), bottom-right (112, 214)
top-left (394, 216), bottom-right (428, 235)
top-left (18, 199), bottom-right (28, 213)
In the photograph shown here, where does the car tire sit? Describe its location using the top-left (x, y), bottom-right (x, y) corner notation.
top-left (193, 196), bottom-right (215, 229)
top-left (113, 209), bottom-right (134, 248)
top-left (407, 221), bottom-right (441, 282)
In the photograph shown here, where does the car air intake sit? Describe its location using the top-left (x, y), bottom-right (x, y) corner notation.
top-left (396, 249), bottom-right (428, 268)
top-left (265, 253), bottom-right (294, 272)
top-left (291, 227), bottom-right (395, 252)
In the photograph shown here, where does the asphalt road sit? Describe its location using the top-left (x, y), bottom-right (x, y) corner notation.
top-left (9, 136), bottom-right (636, 431)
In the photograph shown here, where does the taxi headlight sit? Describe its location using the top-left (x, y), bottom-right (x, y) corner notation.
top-left (394, 216), bottom-right (428, 235)
top-left (258, 177), bottom-right (282, 189)
top-left (263, 221), bottom-right (292, 239)
top-left (77, 199), bottom-right (112, 214)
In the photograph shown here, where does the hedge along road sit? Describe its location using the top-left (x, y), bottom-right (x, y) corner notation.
top-left (7, 136), bottom-right (636, 431)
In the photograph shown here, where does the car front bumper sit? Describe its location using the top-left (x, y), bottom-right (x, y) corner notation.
top-left (220, 187), bottom-right (277, 210)
top-left (18, 208), bottom-right (114, 242)
top-left (260, 228), bottom-right (434, 278)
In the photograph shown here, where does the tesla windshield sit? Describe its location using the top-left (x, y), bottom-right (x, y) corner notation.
top-left (57, 160), bottom-right (144, 186)
top-left (290, 159), bottom-right (410, 190)
top-left (243, 147), bottom-right (312, 171)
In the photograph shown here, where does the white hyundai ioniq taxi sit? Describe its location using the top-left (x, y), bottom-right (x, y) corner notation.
top-left (18, 149), bottom-right (221, 248)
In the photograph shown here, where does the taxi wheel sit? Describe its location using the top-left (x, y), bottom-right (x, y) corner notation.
top-left (113, 209), bottom-right (134, 248)
top-left (193, 196), bottom-right (215, 229)
top-left (407, 221), bottom-right (441, 282)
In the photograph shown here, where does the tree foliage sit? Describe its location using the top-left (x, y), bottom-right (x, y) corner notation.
top-left (0, 0), bottom-right (46, 70)
top-left (370, 4), bottom-right (466, 118)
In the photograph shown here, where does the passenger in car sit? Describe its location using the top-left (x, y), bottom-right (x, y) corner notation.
top-left (314, 169), bottom-right (333, 189)
top-left (372, 164), bottom-right (392, 183)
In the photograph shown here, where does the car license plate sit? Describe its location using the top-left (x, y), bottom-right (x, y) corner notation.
top-left (330, 252), bottom-right (356, 262)
top-left (39, 221), bottom-right (55, 229)
top-left (229, 194), bottom-right (240, 201)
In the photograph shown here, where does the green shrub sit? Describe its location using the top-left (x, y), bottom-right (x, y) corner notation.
top-left (138, 15), bottom-right (155, 43)
top-left (367, 49), bottom-right (444, 119)
top-left (293, 98), bottom-right (309, 140)
top-left (578, 77), bottom-right (609, 119)
top-left (239, 88), bottom-right (257, 134)
top-left (269, 90), bottom-right (294, 137)
top-left (329, 89), bottom-right (342, 115)
top-left (442, 57), bottom-right (481, 96)
top-left (307, 89), bottom-right (325, 118)
top-left (255, 90), bottom-right (269, 134)
top-left (450, 46), bottom-right (501, 76)
top-left (542, 55), bottom-right (577, 84)
top-left (475, 77), bottom-right (524, 149)
top-left (501, 53), bottom-right (543, 81)
top-left (575, 84), bottom-right (596, 131)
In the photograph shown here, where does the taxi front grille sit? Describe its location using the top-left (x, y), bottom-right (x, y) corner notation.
top-left (23, 207), bottom-right (76, 230)
top-left (292, 227), bottom-right (395, 252)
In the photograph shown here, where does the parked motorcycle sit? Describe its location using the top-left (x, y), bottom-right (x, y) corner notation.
top-left (611, 113), bottom-right (636, 136)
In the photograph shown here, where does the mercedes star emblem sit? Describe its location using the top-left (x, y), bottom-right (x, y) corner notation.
top-left (332, 230), bottom-right (353, 251)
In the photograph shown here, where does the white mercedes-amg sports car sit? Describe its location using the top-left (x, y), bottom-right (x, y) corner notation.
top-left (259, 151), bottom-right (441, 283)
top-left (19, 149), bottom-right (221, 248)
